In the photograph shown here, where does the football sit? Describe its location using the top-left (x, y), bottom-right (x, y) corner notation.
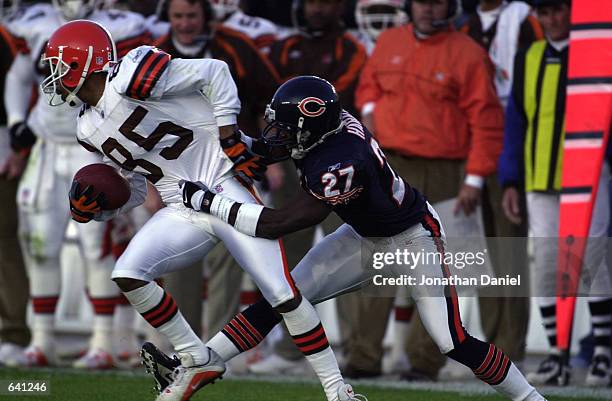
top-left (73, 163), bottom-right (131, 210)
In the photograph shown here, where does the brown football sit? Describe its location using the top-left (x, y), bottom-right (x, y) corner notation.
top-left (73, 163), bottom-right (131, 210)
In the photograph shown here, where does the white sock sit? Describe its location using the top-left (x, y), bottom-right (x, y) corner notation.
top-left (206, 332), bottom-right (240, 362)
top-left (31, 314), bottom-right (54, 352)
top-left (282, 298), bottom-right (343, 401)
top-left (123, 282), bottom-right (208, 366)
top-left (114, 304), bottom-right (138, 354)
top-left (90, 315), bottom-right (114, 352)
top-left (492, 363), bottom-right (543, 401)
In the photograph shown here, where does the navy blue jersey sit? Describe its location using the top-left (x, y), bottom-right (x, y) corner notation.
top-left (295, 111), bottom-right (426, 237)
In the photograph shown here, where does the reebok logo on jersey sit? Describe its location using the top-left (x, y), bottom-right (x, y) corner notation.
top-left (328, 163), bottom-right (341, 172)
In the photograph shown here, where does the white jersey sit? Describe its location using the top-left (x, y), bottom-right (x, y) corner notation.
top-left (4, 5), bottom-right (148, 142)
top-left (77, 46), bottom-right (240, 205)
top-left (347, 29), bottom-right (375, 55)
top-left (222, 9), bottom-right (277, 50)
top-left (145, 14), bottom-right (170, 40)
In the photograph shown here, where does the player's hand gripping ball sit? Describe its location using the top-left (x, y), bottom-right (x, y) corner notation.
top-left (70, 164), bottom-right (131, 223)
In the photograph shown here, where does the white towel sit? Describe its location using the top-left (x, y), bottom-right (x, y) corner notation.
top-left (489, 1), bottom-right (532, 106)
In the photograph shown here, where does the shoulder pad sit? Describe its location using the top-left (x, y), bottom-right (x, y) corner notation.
top-left (224, 11), bottom-right (277, 40)
top-left (5, 4), bottom-right (58, 51)
top-left (92, 9), bottom-right (147, 42)
top-left (145, 14), bottom-right (170, 39)
top-left (110, 46), bottom-right (171, 101)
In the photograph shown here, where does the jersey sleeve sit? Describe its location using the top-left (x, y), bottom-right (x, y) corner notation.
top-left (4, 4), bottom-right (56, 55)
top-left (4, 53), bottom-right (35, 126)
top-left (110, 45), bottom-right (171, 101)
top-left (153, 57), bottom-right (241, 126)
top-left (112, 46), bottom-right (240, 126)
top-left (303, 160), bottom-right (366, 206)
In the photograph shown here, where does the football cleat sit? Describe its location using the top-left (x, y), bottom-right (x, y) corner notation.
top-left (73, 348), bottom-right (114, 370)
top-left (526, 354), bottom-right (570, 385)
top-left (0, 343), bottom-right (25, 366)
top-left (141, 342), bottom-right (181, 394)
top-left (337, 383), bottom-right (368, 401)
top-left (585, 354), bottom-right (611, 386)
top-left (155, 349), bottom-right (226, 401)
top-left (3, 345), bottom-right (52, 367)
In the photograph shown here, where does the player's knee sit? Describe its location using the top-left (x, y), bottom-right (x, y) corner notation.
top-left (21, 232), bottom-right (61, 263)
top-left (274, 293), bottom-right (303, 314)
top-left (113, 277), bottom-right (149, 292)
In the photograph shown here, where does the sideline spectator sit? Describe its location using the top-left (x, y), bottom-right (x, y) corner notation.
top-left (457, 0), bottom-right (543, 364)
top-left (354, 0), bottom-right (503, 380)
top-left (499, 0), bottom-right (612, 387)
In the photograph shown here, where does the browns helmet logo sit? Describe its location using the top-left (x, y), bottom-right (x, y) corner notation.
top-left (297, 97), bottom-right (326, 117)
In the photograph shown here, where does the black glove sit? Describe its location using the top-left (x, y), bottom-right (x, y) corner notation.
top-left (69, 181), bottom-right (106, 223)
top-left (180, 180), bottom-right (215, 212)
top-left (221, 130), bottom-right (267, 181)
top-left (9, 122), bottom-right (37, 152)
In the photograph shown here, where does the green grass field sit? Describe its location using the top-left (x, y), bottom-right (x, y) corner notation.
top-left (0, 367), bottom-right (608, 401)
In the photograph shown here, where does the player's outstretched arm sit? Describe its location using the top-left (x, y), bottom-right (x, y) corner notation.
top-left (181, 181), bottom-right (331, 239)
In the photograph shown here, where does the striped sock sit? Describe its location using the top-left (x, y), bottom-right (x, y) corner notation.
top-left (123, 282), bottom-right (207, 366)
top-left (447, 335), bottom-right (537, 400)
top-left (208, 299), bottom-right (281, 361)
top-left (473, 344), bottom-right (512, 386)
top-left (89, 296), bottom-right (116, 352)
top-left (282, 298), bottom-right (342, 401)
top-left (588, 297), bottom-right (612, 358)
top-left (221, 312), bottom-right (265, 353)
top-left (31, 296), bottom-right (58, 352)
top-left (538, 299), bottom-right (558, 348)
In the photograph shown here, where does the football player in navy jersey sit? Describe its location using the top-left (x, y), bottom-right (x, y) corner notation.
top-left (172, 76), bottom-right (548, 401)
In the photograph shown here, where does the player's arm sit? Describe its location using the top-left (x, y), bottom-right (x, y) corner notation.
top-left (181, 182), bottom-right (331, 239)
top-left (162, 58), bottom-right (269, 179)
top-left (155, 56), bottom-right (241, 125)
top-left (92, 169), bottom-right (148, 222)
top-left (5, 53), bottom-right (37, 152)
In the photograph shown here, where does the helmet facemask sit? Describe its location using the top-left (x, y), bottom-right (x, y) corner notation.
top-left (356, 1), bottom-right (407, 41)
top-left (262, 104), bottom-right (343, 160)
top-left (41, 45), bottom-right (94, 108)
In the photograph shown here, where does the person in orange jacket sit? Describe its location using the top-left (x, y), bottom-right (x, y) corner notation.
top-left (351, 0), bottom-right (504, 380)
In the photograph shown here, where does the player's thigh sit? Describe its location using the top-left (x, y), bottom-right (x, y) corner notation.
top-left (113, 205), bottom-right (218, 282)
top-left (16, 144), bottom-right (71, 259)
top-left (292, 224), bottom-right (371, 304)
top-left (410, 236), bottom-right (462, 353)
top-left (404, 229), bottom-right (464, 354)
top-left (210, 178), bottom-right (296, 307)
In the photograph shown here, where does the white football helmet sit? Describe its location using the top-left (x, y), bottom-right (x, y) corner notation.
top-left (52, 0), bottom-right (99, 20)
top-left (355, 0), bottom-right (408, 41)
top-left (210, 0), bottom-right (240, 20)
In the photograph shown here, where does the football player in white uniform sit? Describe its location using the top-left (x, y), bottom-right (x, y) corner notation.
top-left (42, 20), bottom-right (358, 401)
top-left (209, 0), bottom-right (277, 50)
top-left (3, 0), bottom-right (149, 369)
